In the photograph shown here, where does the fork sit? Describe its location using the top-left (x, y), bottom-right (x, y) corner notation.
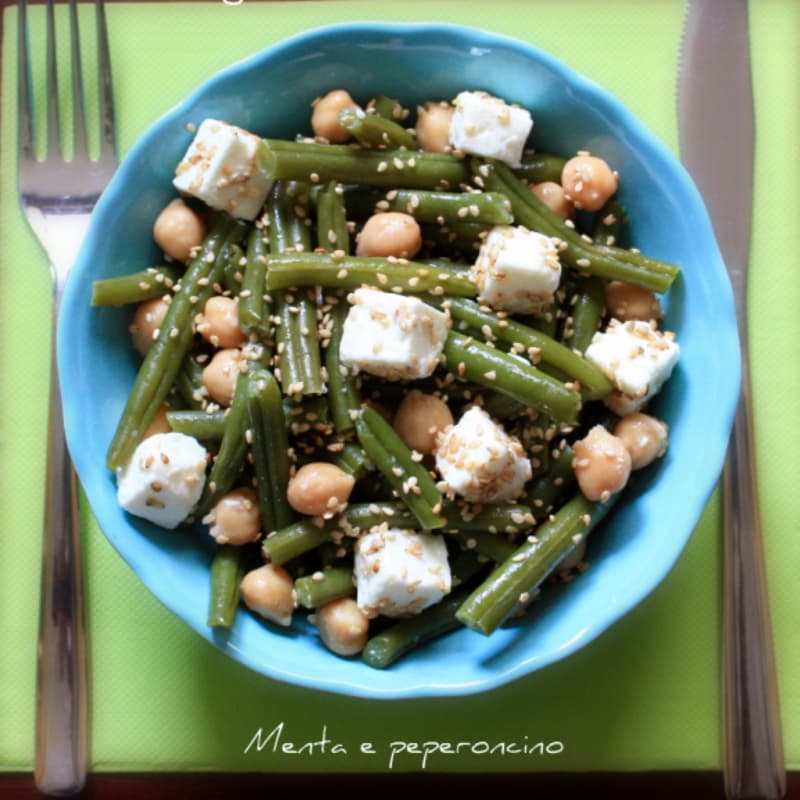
top-left (17, 0), bottom-right (117, 794)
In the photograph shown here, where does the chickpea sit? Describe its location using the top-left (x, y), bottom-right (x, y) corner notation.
top-left (356, 212), bottom-right (422, 259)
top-left (152, 199), bottom-right (206, 262)
top-left (142, 404), bottom-right (171, 440)
top-left (311, 89), bottom-right (360, 143)
top-left (614, 412), bottom-right (669, 470)
top-left (202, 347), bottom-right (242, 407)
top-left (604, 281), bottom-right (663, 322)
top-left (240, 563), bottom-right (296, 627)
top-left (198, 296), bottom-right (246, 349)
top-left (286, 462), bottom-right (355, 517)
top-left (415, 101), bottom-right (454, 153)
top-left (315, 597), bottom-right (370, 656)
top-left (572, 425), bottom-right (631, 502)
top-left (561, 153), bottom-right (618, 211)
top-left (394, 391), bottom-right (454, 455)
top-left (130, 297), bottom-right (169, 355)
top-left (531, 181), bottom-right (574, 220)
top-left (204, 487), bottom-right (261, 545)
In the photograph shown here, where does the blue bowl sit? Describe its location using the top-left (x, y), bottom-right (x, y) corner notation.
top-left (58, 23), bottom-right (740, 698)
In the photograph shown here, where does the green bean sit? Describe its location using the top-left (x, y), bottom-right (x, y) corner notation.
top-left (331, 443), bottom-right (370, 479)
top-left (525, 443), bottom-right (576, 513)
top-left (443, 502), bottom-right (537, 535)
top-left (474, 159), bottom-right (678, 293)
top-left (362, 578), bottom-right (481, 669)
top-left (258, 139), bottom-right (470, 190)
top-left (338, 501), bottom-right (417, 534)
top-left (432, 297), bottom-right (612, 400)
top-left (221, 242), bottom-right (245, 293)
top-left (343, 187), bottom-right (512, 226)
top-left (196, 372), bottom-right (251, 516)
top-left (456, 490), bottom-right (617, 635)
top-left (592, 199), bottom-right (627, 246)
top-left (274, 289), bottom-right (325, 396)
top-left (107, 215), bottom-right (244, 470)
top-left (238, 225), bottom-right (272, 348)
top-left (355, 407), bottom-right (445, 530)
top-left (419, 221), bottom-right (486, 258)
top-left (567, 276), bottom-right (606, 354)
top-left (207, 545), bottom-right (246, 627)
top-left (265, 252), bottom-right (477, 296)
top-left (262, 518), bottom-right (331, 565)
top-left (325, 301), bottom-right (362, 434)
top-left (366, 94), bottom-right (409, 122)
top-left (512, 151), bottom-right (567, 184)
top-left (166, 409), bottom-right (227, 440)
top-left (282, 395), bottom-right (332, 433)
top-left (479, 390), bottom-right (530, 421)
top-left (451, 530), bottom-right (516, 564)
top-left (443, 331), bottom-right (581, 425)
top-left (268, 180), bottom-right (312, 254)
top-left (91, 265), bottom-right (182, 306)
top-left (295, 566), bottom-right (355, 609)
top-left (247, 369), bottom-right (295, 534)
top-left (173, 355), bottom-right (205, 410)
top-left (338, 107), bottom-right (417, 150)
top-left (315, 180), bottom-right (351, 254)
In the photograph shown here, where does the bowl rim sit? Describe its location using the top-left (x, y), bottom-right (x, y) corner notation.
top-left (58, 20), bottom-right (741, 698)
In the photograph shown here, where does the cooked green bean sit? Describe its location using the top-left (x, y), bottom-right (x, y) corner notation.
top-left (451, 530), bottom-right (516, 564)
top-left (525, 443), bottom-right (576, 513)
top-left (91, 265), bottom-right (182, 306)
top-left (315, 180), bottom-right (351, 254)
top-left (221, 242), bottom-right (245, 293)
top-left (196, 372), bottom-right (251, 516)
top-left (208, 545), bottom-right (246, 627)
top-left (431, 297), bottom-right (612, 400)
top-left (238, 225), bottom-right (272, 347)
top-left (592, 198), bottom-right (627, 246)
top-left (338, 107), bottom-right (417, 150)
top-left (343, 187), bottom-right (512, 226)
top-left (258, 139), bottom-right (470, 190)
top-left (107, 215), bottom-right (245, 470)
top-left (274, 289), bottom-right (325, 396)
top-left (262, 518), bottom-right (331, 565)
top-left (173, 355), bottom-right (205, 410)
top-left (265, 252), bottom-right (477, 296)
top-left (443, 502), bottom-right (537, 535)
top-left (355, 407), bottom-right (445, 530)
top-left (512, 151), bottom-right (568, 184)
top-left (331, 443), bottom-right (370, 479)
top-left (366, 94), bottom-right (408, 121)
top-left (247, 369), bottom-right (295, 534)
top-left (166, 409), bottom-right (226, 440)
top-left (443, 331), bottom-right (581, 425)
top-left (567, 276), bottom-right (606, 354)
top-left (295, 566), bottom-right (355, 609)
top-left (325, 301), bottom-right (362, 433)
top-left (456, 491), bottom-right (616, 635)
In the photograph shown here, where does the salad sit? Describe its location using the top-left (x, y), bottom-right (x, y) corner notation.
top-left (92, 88), bottom-right (680, 667)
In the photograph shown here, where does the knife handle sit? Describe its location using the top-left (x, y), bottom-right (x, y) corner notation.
top-left (722, 354), bottom-right (785, 800)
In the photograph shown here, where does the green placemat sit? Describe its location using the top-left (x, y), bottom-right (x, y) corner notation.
top-left (1, 0), bottom-right (798, 774)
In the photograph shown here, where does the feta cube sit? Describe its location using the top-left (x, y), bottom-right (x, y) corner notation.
top-left (173, 118), bottom-right (272, 220)
top-left (448, 91), bottom-right (533, 168)
top-left (435, 406), bottom-right (532, 503)
top-left (339, 288), bottom-right (449, 380)
top-left (471, 225), bottom-right (561, 314)
top-left (585, 319), bottom-right (680, 415)
top-left (117, 432), bottom-right (207, 529)
top-left (354, 528), bottom-right (451, 618)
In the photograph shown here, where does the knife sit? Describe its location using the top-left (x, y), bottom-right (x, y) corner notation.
top-left (677, 1), bottom-right (785, 798)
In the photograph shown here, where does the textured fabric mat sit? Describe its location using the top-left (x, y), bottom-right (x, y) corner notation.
top-left (1, 0), bottom-right (798, 774)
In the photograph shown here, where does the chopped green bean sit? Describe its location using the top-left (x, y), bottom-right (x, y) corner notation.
top-left (208, 545), bottom-right (246, 627)
top-left (238, 225), bottom-right (272, 347)
top-left (315, 180), bottom-right (351, 254)
top-left (91, 265), bottom-right (182, 306)
top-left (325, 301), bottom-right (362, 434)
top-left (295, 566), bottom-right (355, 609)
top-left (338, 107), bottom-right (417, 150)
top-left (166, 409), bottom-right (227, 440)
top-left (513, 151), bottom-right (568, 184)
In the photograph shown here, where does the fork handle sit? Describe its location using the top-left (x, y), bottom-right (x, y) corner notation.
top-left (34, 309), bottom-right (88, 797)
top-left (723, 353), bottom-right (785, 800)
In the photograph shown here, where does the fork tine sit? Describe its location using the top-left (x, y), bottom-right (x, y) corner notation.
top-left (69, 0), bottom-right (88, 160)
top-left (45, 0), bottom-right (61, 158)
top-left (17, 0), bottom-right (35, 160)
top-left (95, 0), bottom-right (116, 160)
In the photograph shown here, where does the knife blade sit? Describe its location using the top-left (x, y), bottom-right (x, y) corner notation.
top-left (677, 2), bottom-right (785, 798)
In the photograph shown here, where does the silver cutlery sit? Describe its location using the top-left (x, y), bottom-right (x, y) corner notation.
top-left (17, 0), bottom-right (117, 794)
top-left (677, 1), bottom-right (785, 797)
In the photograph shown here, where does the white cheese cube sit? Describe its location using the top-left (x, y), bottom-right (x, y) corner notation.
top-left (435, 406), bottom-right (532, 503)
top-left (173, 118), bottom-right (272, 220)
top-left (585, 319), bottom-right (680, 415)
top-left (117, 432), bottom-right (207, 529)
top-left (354, 528), bottom-right (451, 618)
top-left (339, 288), bottom-right (449, 380)
top-left (471, 225), bottom-right (561, 314)
top-left (448, 91), bottom-right (533, 168)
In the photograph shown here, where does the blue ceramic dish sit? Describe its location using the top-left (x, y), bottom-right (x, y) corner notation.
top-left (58, 23), bottom-right (740, 698)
